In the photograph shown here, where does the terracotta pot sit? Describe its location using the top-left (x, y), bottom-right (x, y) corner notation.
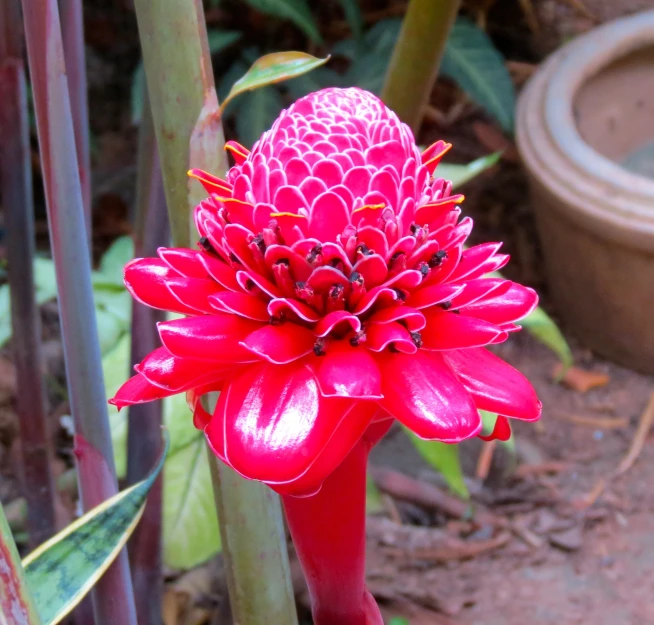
top-left (516, 10), bottom-right (654, 374)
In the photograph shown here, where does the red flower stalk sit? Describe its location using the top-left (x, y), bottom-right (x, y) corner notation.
top-left (110, 88), bottom-right (541, 621)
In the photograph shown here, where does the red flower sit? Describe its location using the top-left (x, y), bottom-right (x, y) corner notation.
top-left (111, 87), bottom-right (540, 623)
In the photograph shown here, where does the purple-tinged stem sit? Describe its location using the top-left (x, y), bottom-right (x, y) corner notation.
top-left (282, 420), bottom-right (392, 625)
top-left (126, 91), bottom-right (168, 625)
top-left (58, 0), bottom-right (91, 244)
top-left (0, 56), bottom-right (58, 550)
top-left (20, 0), bottom-right (137, 623)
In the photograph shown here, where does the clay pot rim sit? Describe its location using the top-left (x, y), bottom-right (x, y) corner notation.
top-left (546, 10), bottom-right (654, 202)
top-left (516, 11), bottom-right (654, 251)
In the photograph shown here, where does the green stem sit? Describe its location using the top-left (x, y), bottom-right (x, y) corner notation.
top-left (0, 502), bottom-right (43, 624)
top-left (133, 1), bottom-right (297, 620)
top-left (381, 0), bottom-right (461, 132)
top-left (133, 0), bottom-right (227, 247)
top-left (209, 455), bottom-right (299, 624)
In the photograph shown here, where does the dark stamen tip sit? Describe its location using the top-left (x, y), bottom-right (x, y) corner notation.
top-left (411, 332), bottom-right (423, 348)
top-left (349, 271), bottom-right (364, 286)
top-left (429, 250), bottom-right (448, 268)
top-left (198, 236), bottom-right (214, 253)
top-left (313, 340), bottom-right (326, 356)
top-left (439, 300), bottom-right (452, 310)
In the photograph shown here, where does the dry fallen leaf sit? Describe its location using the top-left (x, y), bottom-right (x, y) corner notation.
top-left (552, 364), bottom-right (610, 392)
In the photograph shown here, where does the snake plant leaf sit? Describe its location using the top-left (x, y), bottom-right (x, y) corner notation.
top-left (220, 51), bottom-right (330, 113)
top-left (404, 429), bottom-right (469, 499)
top-left (22, 435), bottom-right (168, 625)
top-left (438, 152), bottom-right (501, 189)
top-left (0, 503), bottom-right (42, 624)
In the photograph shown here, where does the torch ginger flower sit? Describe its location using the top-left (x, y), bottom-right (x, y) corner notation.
top-left (111, 87), bottom-right (541, 624)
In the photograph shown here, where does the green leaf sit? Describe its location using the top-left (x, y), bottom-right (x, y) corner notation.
top-left (441, 17), bottom-right (515, 132)
top-left (23, 436), bottom-right (168, 625)
top-left (438, 152), bottom-right (502, 189)
top-left (103, 334), bottom-right (222, 568)
top-left (206, 29), bottom-right (242, 55)
top-left (163, 434), bottom-right (221, 568)
top-left (388, 619), bottom-right (409, 625)
top-left (404, 429), bottom-right (469, 499)
top-left (338, 0), bottom-right (364, 41)
top-left (130, 61), bottom-right (146, 125)
top-left (235, 86), bottom-right (286, 149)
top-left (97, 236), bottom-right (134, 286)
top-left (244, 0), bottom-right (322, 44)
top-left (0, 257), bottom-right (58, 347)
top-left (520, 306), bottom-right (574, 369)
top-left (221, 51), bottom-right (330, 113)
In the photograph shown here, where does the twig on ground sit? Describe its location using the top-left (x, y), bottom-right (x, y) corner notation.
top-left (615, 392), bottom-right (654, 477)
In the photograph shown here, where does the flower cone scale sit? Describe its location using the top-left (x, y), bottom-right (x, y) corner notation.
top-left (110, 88), bottom-right (541, 622)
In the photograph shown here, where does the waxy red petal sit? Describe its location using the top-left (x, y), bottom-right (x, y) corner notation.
top-left (378, 351), bottom-right (481, 442)
top-left (124, 258), bottom-right (199, 315)
top-left (135, 347), bottom-right (235, 392)
top-left (445, 348), bottom-right (541, 421)
top-left (109, 372), bottom-right (175, 408)
top-left (158, 314), bottom-right (262, 362)
top-left (209, 291), bottom-right (270, 321)
top-left (479, 415), bottom-right (512, 441)
top-left (462, 283), bottom-right (539, 325)
top-left (312, 342), bottom-right (382, 399)
top-left (240, 323), bottom-right (316, 364)
top-left (421, 310), bottom-right (506, 350)
top-left (217, 362), bottom-right (355, 482)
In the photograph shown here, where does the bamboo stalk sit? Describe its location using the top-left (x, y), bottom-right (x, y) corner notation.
top-left (58, 0), bottom-right (92, 245)
top-left (0, 0), bottom-right (58, 550)
top-left (132, 1), bottom-right (297, 619)
top-left (20, 0), bottom-right (137, 622)
top-left (126, 91), bottom-right (168, 625)
top-left (0, 502), bottom-right (42, 625)
top-left (381, 0), bottom-right (462, 132)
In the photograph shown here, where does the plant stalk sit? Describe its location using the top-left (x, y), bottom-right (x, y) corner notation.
top-left (0, 502), bottom-right (43, 625)
top-left (282, 420), bottom-right (392, 625)
top-left (133, 0), bottom-right (297, 619)
top-left (0, 57), bottom-right (58, 550)
top-left (381, 0), bottom-right (461, 132)
top-left (126, 91), bottom-right (168, 625)
top-left (210, 455), bottom-right (299, 624)
top-left (20, 0), bottom-right (137, 622)
top-left (58, 0), bottom-right (92, 245)
top-left (132, 0), bottom-right (227, 248)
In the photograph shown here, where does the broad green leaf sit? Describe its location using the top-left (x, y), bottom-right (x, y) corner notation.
top-left (244, 0), bottom-right (322, 44)
top-left (438, 152), bottom-right (501, 189)
top-left (404, 429), bottom-right (469, 499)
top-left (23, 437), bottom-right (168, 625)
top-left (103, 334), bottom-right (222, 568)
top-left (338, 0), bottom-right (364, 41)
top-left (235, 86), bottom-right (286, 149)
top-left (0, 503), bottom-right (42, 624)
top-left (343, 19), bottom-right (401, 94)
top-left (441, 17), bottom-right (515, 132)
top-left (389, 619), bottom-right (409, 625)
top-left (0, 258), bottom-right (58, 347)
top-left (163, 435), bottom-right (221, 568)
top-left (520, 306), bottom-right (574, 370)
top-left (220, 51), bottom-right (330, 113)
top-left (97, 236), bottom-right (134, 286)
top-left (206, 30), bottom-right (242, 55)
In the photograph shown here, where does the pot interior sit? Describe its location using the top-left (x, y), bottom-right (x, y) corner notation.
top-left (574, 46), bottom-right (654, 179)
